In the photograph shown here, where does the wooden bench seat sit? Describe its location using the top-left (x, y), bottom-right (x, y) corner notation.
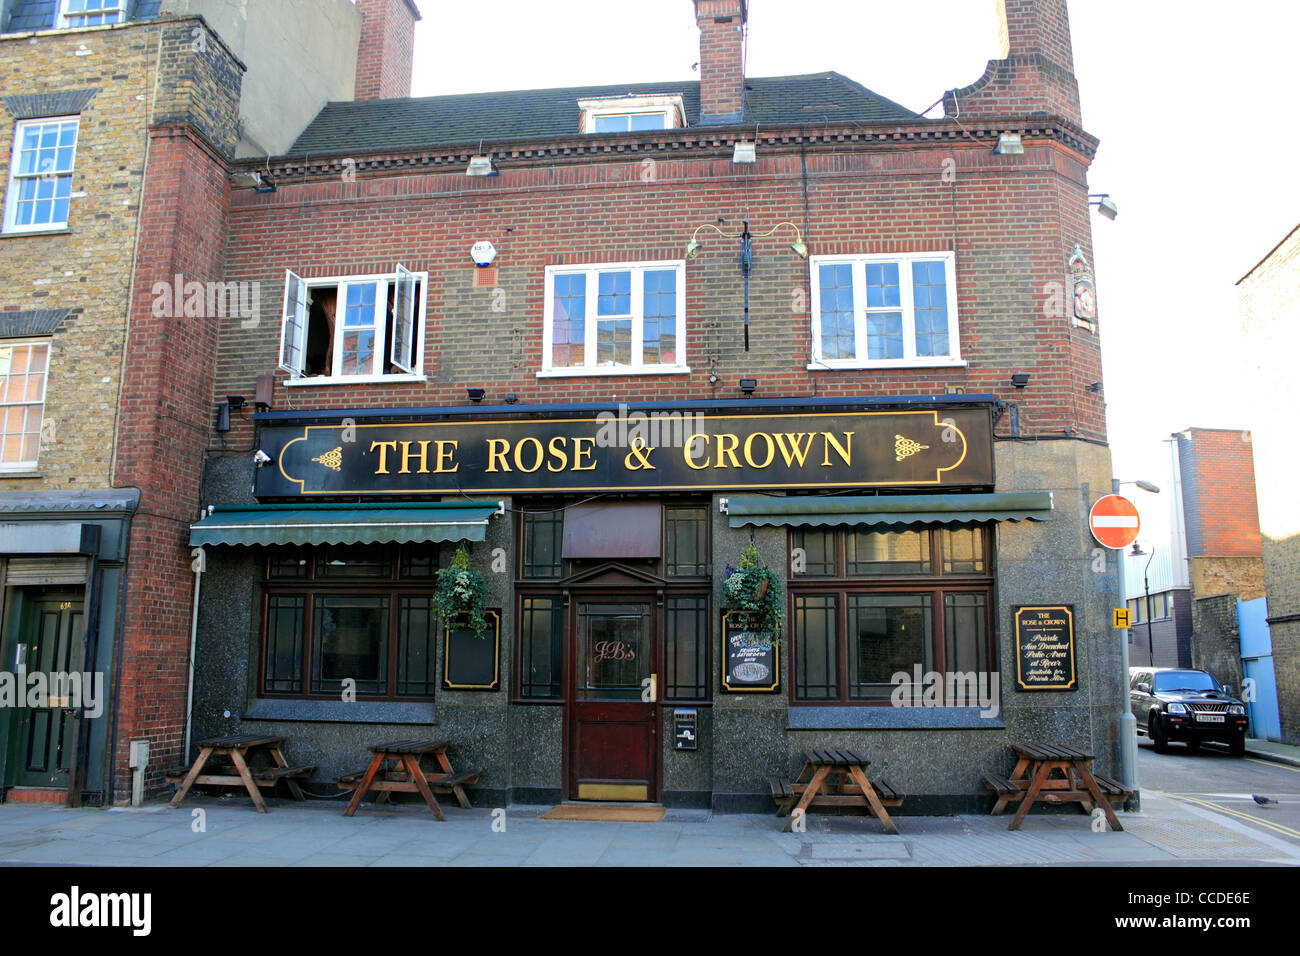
top-left (982, 772), bottom-right (1019, 795)
top-left (769, 777), bottom-right (795, 815)
top-left (166, 764), bottom-right (314, 786)
top-left (872, 778), bottom-right (905, 806)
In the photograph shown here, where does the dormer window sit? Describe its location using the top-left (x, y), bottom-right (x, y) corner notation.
top-left (578, 96), bottom-right (685, 134)
top-left (59, 0), bottom-right (124, 28)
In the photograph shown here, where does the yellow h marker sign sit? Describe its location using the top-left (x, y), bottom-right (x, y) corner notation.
top-left (1113, 608), bottom-right (1131, 628)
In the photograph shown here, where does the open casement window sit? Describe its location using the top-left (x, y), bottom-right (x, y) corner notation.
top-left (541, 261), bottom-right (687, 375)
top-left (389, 263), bottom-right (417, 374)
top-left (808, 252), bottom-right (962, 369)
top-left (278, 269), bottom-right (427, 383)
top-left (279, 270), bottom-right (308, 376)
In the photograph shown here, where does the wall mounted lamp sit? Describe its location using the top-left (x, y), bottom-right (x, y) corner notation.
top-left (466, 155), bottom-right (495, 177)
top-left (685, 220), bottom-right (808, 351)
top-left (994, 132), bottom-right (1024, 155)
top-left (732, 141), bottom-right (757, 164)
top-left (504, 393), bottom-right (519, 405)
top-left (739, 377), bottom-right (757, 394)
top-left (1011, 373), bottom-right (1031, 389)
top-left (226, 395), bottom-right (246, 410)
top-left (1089, 193), bottom-right (1118, 220)
top-left (466, 387), bottom-right (485, 403)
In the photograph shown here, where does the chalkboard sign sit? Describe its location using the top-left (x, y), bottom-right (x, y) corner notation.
top-left (721, 612), bottom-right (780, 692)
top-left (1013, 605), bottom-right (1077, 691)
top-left (442, 609), bottom-right (501, 691)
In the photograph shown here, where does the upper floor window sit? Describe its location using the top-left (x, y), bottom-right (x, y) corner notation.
top-left (541, 261), bottom-right (687, 376)
top-left (0, 340), bottom-right (50, 470)
top-left (808, 252), bottom-right (962, 370)
top-left (578, 96), bottom-right (684, 134)
top-left (279, 267), bottom-right (427, 385)
top-left (3, 117), bottom-right (78, 234)
top-left (60, 0), bottom-right (123, 28)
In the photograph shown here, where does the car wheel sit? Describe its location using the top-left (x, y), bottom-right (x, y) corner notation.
top-left (1228, 732), bottom-right (1246, 756)
top-left (1185, 739), bottom-right (1201, 752)
top-left (1150, 715), bottom-right (1169, 753)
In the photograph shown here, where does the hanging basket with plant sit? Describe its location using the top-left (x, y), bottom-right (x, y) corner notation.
top-left (433, 546), bottom-right (489, 638)
top-left (723, 543), bottom-right (785, 640)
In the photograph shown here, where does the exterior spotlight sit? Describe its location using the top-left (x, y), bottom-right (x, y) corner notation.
top-left (466, 155), bottom-right (495, 177)
top-left (686, 239), bottom-right (702, 259)
top-left (790, 241), bottom-right (808, 259)
top-left (739, 377), bottom-right (757, 394)
top-left (994, 132), bottom-right (1024, 155)
top-left (1089, 193), bottom-right (1118, 220)
top-left (226, 395), bottom-right (246, 410)
top-left (1011, 373), bottom-right (1030, 389)
top-left (466, 387), bottom-right (485, 403)
top-left (504, 393), bottom-right (519, 405)
top-left (732, 141), bottom-right (756, 164)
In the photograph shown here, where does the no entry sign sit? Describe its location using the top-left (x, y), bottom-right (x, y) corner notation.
top-left (1089, 494), bottom-right (1140, 549)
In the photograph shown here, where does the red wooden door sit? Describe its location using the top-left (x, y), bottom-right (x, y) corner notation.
top-left (568, 599), bottom-right (658, 802)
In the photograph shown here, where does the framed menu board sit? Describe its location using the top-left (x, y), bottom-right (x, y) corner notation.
top-left (442, 609), bottom-right (501, 691)
top-left (721, 612), bottom-right (780, 693)
top-left (1013, 605), bottom-right (1077, 691)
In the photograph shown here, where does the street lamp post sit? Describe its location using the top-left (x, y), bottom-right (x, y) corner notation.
top-left (1143, 547), bottom-right (1156, 668)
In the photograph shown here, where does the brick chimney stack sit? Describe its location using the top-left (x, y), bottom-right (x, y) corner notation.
top-left (693, 0), bottom-right (747, 125)
top-left (353, 0), bottom-right (422, 101)
top-left (944, 0), bottom-right (1082, 127)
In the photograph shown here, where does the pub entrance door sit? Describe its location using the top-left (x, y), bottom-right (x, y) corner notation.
top-left (566, 594), bottom-right (659, 802)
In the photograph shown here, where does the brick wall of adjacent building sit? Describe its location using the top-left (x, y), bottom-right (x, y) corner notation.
top-left (108, 19), bottom-right (243, 796)
top-left (210, 140), bottom-right (1107, 449)
top-left (1239, 224), bottom-right (1300, 744)
top-left (0, 23), bottom-right (155, 491)
top-left (352, 0), bottom-right (417, 101)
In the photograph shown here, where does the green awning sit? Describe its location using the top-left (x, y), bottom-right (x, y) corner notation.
top-left (727, 492), bottom-right (1053, 529)
top-left (189, 502), bottom-right (500, 548)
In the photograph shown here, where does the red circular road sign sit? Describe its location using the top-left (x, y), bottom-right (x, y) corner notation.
top-left (1089, 494), bottom-right (1141, 549)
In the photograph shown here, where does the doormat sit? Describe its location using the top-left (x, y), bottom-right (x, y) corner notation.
top-left (541, 804), bottom-right (665, 822)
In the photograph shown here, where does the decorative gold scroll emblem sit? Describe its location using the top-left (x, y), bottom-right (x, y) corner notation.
top-left (894, 434), bottom-right (930, 462)
top-left (312, 446), bottom-right (343, 472)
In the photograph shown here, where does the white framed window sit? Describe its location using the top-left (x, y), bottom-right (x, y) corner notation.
top-left (279, 266), bottom-right (427, 385)
top-left (541, 261), bottom-right (688, 376)
top-left (0, 340), bottom-right (50, 471)
top-left (59, 0), bottom-right (124, 28)
top-left (808, 252), bottom-right (963, 370)
top-left (3, 117), bottom-right (78, 234)
top-left (578, 96), bottom-right (684, 134)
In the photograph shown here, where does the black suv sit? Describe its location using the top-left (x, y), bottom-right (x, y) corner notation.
top-left (1130, 668), bottom-right (1249, 755)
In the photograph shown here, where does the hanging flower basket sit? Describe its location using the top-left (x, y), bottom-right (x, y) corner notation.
top-left (723, 544), bottom-right (784, 641)
top-left (433, 546), bottom-right (489, 638)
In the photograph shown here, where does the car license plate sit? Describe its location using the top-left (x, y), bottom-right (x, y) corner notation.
top-left (1196, 714), bottom-right (1225, 723)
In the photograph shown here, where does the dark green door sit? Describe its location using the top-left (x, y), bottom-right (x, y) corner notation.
top-left (8, 593), bottom-right (84, 789)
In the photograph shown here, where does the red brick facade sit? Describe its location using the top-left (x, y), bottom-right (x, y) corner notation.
top-left (111, 125), bottom-right (233, 795)
top-left (694, 0), bottom-right (747, 122)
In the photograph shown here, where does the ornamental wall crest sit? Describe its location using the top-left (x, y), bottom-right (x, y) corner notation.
top-left (1068, 244), bottom-right (1097, 331)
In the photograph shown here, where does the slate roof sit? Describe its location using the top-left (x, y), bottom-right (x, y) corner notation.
top-left (290, 71), bottom-right (918, 156)
top-left (3, 0), bottom-right (161, 34)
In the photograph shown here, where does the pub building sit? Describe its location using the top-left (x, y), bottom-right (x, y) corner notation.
top-left (184, 0), bottom-right (1127, 812)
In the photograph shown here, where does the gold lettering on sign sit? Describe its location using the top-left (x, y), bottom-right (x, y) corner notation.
top-left (624, 438), bottom-right (656, 471)
top-left (514, 437), bottom-right (544, 474)
top-left (774, 432), bottom-right (814, 467)
top-left (313, 446), bottom-right (343, 472)
top-left (714, 433), bottom-right (741, 469)
top-left (370, 440), bottom-right (397, 474)
top-left (485, 438), bottom-right (511, 473)
top-left (821, 432), bottom-right (853, 467)
top-left (571, 437), bottom-right (597, 471)
top-left (684, 434), bottom-right (709, 470)
top-left (744, 432), bottom-right (775, 469)
top-left (894, 434), bottom-right (930, 462)
top-left (399, 440), bottom-right (430, 474)
top-left (434, 440), bottom-right (459, 473)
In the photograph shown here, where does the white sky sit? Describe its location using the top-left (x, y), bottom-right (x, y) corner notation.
top-left (409, 1), bottom-right (1300, 543)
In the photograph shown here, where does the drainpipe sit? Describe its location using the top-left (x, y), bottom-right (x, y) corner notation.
top-left (184, 542), bottom-right (205, 763)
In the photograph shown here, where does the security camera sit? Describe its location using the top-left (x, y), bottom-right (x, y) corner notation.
top-left (253, 449), bottom-right (271, 466)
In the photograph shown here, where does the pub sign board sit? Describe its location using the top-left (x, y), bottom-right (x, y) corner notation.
top-left (254, 405), bottom-right (994, 498)
top-left (721, 612), bottom-right (780, 693)
top-left (442, 610), bottom-right (501, 691)
top-left (1013, 605), bottom-right (1077, 691)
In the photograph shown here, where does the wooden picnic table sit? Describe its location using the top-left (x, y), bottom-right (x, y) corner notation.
top-left (983, 741), bottom-right (1128, 831)
top-left (771, 748), bottom-right (904, 834)
top-left (337, 738), bottom-right (481, 820)
top-left (167, 734), bottom-right (314, 813)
